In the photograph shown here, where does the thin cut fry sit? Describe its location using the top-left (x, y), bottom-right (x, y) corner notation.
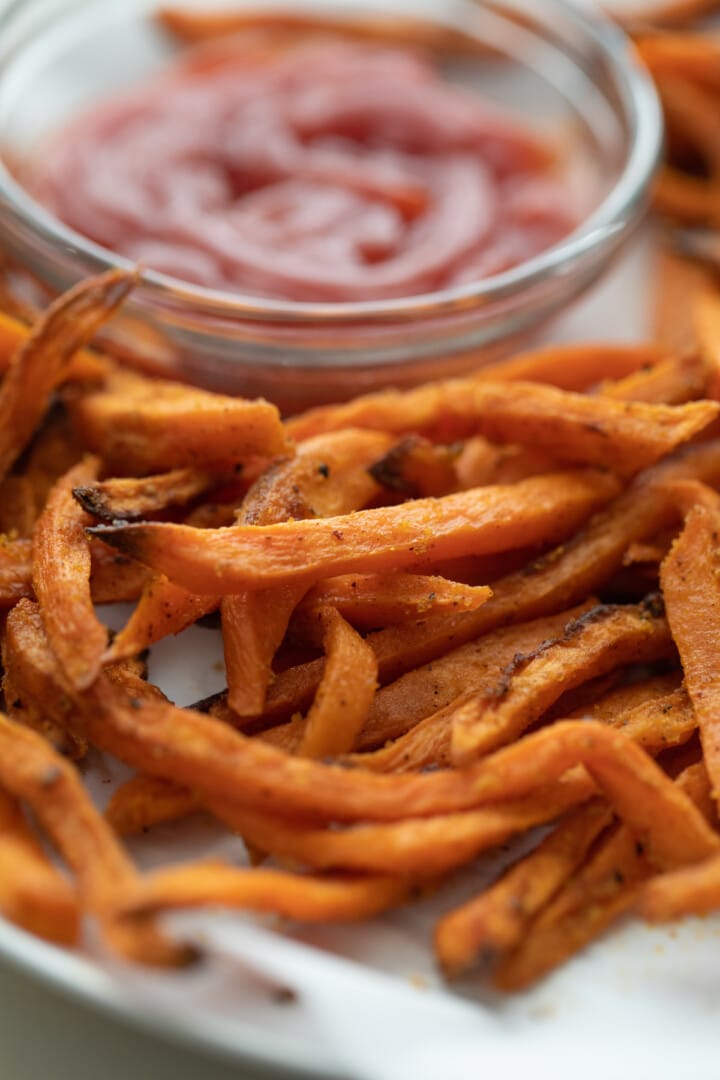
top-left (0, 269), bottom-right (135, 485)
top-left (105, 577), bottom-right (217, 663)
top-left (0, 786), bottom-right (79, 944)
top-left (69, 367), bottom-right (291, 474)
top-left (122, 862), bottom-right (415, 922)
top-left (434, 799), bottom-right (613, 978)
top-left (106, 774), bottom-right (199, 836)
top-left (295, 608), bottom-right (377, 759)
top-left (260, 441), bottom-right (720, 723)
top-left (285, 379), bottom-right (718, 475)
top-left (88, 469), bottom-right (620, 594)
top-left (73, 468), bottom-right (218, 522)
top-left (33, 457), bottom-right (108, 689)
top-left (450, 598), bottom-right (673, 764)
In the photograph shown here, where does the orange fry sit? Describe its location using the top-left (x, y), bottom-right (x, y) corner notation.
top-left (0, 786), bottom-right (79, 945)
top-left (295, 608), bottom-right (377, 759)
top-left (435, 799), bottom-right (613, 978)
top-left (73, 467), bottom-right (218, 522)
top-left (450, 598), bottom-right (673, 764)
top-left (284, 378), bottom-right (718, 474)
top-left (294, 573), bottom-right (491, 636)
top-left (123, 862), bottom-right (415, 922)
top-left (259, 440), bottom-right (720, 723)
top-left (660, 502), bottom-right (720, 809)
top-left (32, 457), bottom-right (108, 689)
top-left (0, 269), bottom-right (134, 485)
top-left (69, 367), bottom-right (291, 474)
top-left (106, 774), bottom-right (199, 836)
top-left (105, 576), bottom-right (217, 663)
top-left (88, 469), bottom-right (620, 594)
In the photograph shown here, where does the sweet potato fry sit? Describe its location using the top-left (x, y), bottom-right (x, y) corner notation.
top-left (450, 598), bottom-right (674, 764)
top-left (368, 436), bottom-right (459, 498)
top-left (294, 608), bottom-right (377, 759)
top-left (694, 286), bottom-right (720, 400)
top-left (221, 428), bottom-right (389, 715)
top-left (0, 269), bottom-right (135, 485)
top-left (259, 441), bottom-right (720, 723)
top-left (0, 785), bottom-right (79, 944)
top-left (434, 799), bottom-right (613, 978)
top-left (293, 574), bottom-right (491, 638)
top-left (89, 469), bottom-right (620, 594)
top-left (122, 862), bottom-right (415, 922)
top-left (2, 662), bottom-right (87, 762)
top-left (33, 458), bottom-right (108, 689)
top-left (68, 367), bottom-right (291, 474)
top-left (596, 349), bottom-right (710, 405)
top-left (73, 468), bottom-right (218, 523)
top-left (89, 541), bottom-right (153, 604)
top-left (0, 309), bottom-right (108, 381)
top-left (0, 537), bottom-right (33, 608)
top-left (105, 577), bottom-right (217, 663)
top-left (105, 774), bottom-right (199, 836)
top-left (0, 476), bottom-right (37, 538)
top-left (660, 502), bottom-right (720, 809)
top-left (285, 378), bottom-right (718, 475)
top-left (475, 343), bottom-right (670, 391)
top-left (495, 760), bottom-right (715, 989)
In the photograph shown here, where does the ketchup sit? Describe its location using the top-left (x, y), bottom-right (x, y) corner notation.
top-left (33, 37), bottom-right (578, 302)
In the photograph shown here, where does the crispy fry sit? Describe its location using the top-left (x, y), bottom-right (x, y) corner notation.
top-left (694, 286), bottom-right (720, 400)
top-left (0, 309), bottom-right (108, 381)
top-left (221, 429), bottom-right (389, 715)
top-left (435, 799), bottom-right (613, 978)
top-left (89, 469), bottom-right (620, 594)
top-left (211, 781), bottom-right (593, 877)
top-left (496, 761), bottom-right (714, 989)
top-left (294, 574), bottom-right (491, 638)
top-left (260, 441), bottom-right (720, 723)
top-left (89, 541), bottom-right (153, 604)
top-left (32, 458), bottom-right (108, 689)
top-left (105, 577), bottom-right (217, 663)
top-left (69, 367), bottom-right (291, 474)
top-left (596, 349), bottom-right (710, 405)
top-left (475, 343), bottom-right (670, 391)
top-left (0, 476), bottom-right (37, 538)
top-left (106, 774), bottom-right (199, 836)
top-left (0, 270), bottom-right (135, 485)
top-left (73, 468), bottom-right (218, 522)
top-left (660, 502), bottom-right (720, 808)
top-left (0, 786), bottom-right (79, 944)
top-left (0, 537), bottom-right (33, 608)
top-left (368, 436), bottom-right (459, 498)
top-left (286, 379), bottom-right (718, 475)
top-left (450, 598), bottom-right (673, 764)
top-left (294, 608), bottom-right (377, 759)
top-left (122, 862), bottom-right (415, 922)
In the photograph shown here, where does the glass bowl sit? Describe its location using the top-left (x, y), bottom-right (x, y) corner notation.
top-left (0, 0), bottom-right (661, 411)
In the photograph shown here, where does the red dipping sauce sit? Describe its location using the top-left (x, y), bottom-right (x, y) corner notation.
top-left (32, 36), bottom-right (579, 303)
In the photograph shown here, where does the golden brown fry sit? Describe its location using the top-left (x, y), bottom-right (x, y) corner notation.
top-left (368, 436), bottom-right (459, 498)
top-left (0, 786), bottom-right (79, 944)
top-left (450, 598), bottom-right (673, 764)
top-left (0, 309), bottom-right (108, 381)
top-left (285, 378), bottom-right (718, 475)
top-left (660, 502), bottom-right (720, 809)
top-left (596, 349), bottom-right (710, 405)
top-left (295, 608), bottom-right (377, 759)
top-left (496, 760), bottom-right (714, 989)
top-left (294, 574), bottom-right (491, 638)
top-left (32, 458), bottom-right (108, 690)
top-left (122, 861), bottom-right (415, 922)
top-left (89, 469), bottom-right (620, 594)
top-left (435, 799), bottom-right (613, 978)
top-left (105, 577), bottom-right (217, 663)
top-left (0, 476), bottom-right (37, 538)
top-left (69, 367), bottom-right (291, 474)
top-left (221, 429), bottom-right (389, 716)
top-left (0, 269), bottom-right (135, 485)
top-left (0, 537), bottom-right (33, 609)
top-left (260, 441), bottom-right (720, 724)
top-left (106, 774), bottom-right (199, 836)
top-left (73, 468), bottom-right (218, 523)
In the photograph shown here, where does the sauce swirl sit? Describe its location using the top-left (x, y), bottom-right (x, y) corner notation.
top-left (33, 37), bottom-right (578, 302)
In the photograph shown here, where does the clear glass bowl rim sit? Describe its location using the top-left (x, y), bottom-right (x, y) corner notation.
top-left (0, 0), bottom-right (663, 327)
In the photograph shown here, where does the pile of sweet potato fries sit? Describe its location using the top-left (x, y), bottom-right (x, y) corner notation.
top-left (1, 268), bottom-right (720, 989)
